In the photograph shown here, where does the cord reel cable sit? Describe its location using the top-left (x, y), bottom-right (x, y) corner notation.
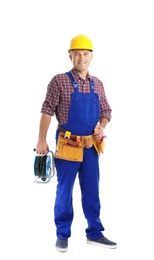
top-left (33, 149), bottom-right (55, 183)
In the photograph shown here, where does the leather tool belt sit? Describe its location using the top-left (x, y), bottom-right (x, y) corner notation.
top-left (55, 132), bottom-right (94, 162)
top-left (55, 131), bottom-right (105, 162)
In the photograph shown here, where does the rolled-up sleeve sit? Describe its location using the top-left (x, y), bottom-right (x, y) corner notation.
top-left (41, 76), bottom-right (60, 116)
top-left (100, 95), bottom-right (112, 121)
top-left (93, 76), bottom-right (112, 121)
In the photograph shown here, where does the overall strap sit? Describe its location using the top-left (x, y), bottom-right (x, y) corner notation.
top-left (66, 71), bottom-right (78, 91)
top-left (65, 71), bottom-right (95, 92)
top-left (90, 78), bottom-right (94, 92)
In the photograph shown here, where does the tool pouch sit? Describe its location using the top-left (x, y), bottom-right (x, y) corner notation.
top-left (93, 139), bottom-right (105, 155)
top-left (83, 135), bottom-right (94, 148)
top-left (55, 133), bottom-right (83, 162)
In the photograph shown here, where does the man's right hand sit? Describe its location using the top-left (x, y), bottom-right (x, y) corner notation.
top-left (35, 139), bottom-right (49, 154)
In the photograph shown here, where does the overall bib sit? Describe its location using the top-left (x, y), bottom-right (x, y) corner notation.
top-left (54, 72), bottom-right (105, 240)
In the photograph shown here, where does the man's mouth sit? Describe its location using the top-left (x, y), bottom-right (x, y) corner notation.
top-left (78, 61), bottom-right (86, 65)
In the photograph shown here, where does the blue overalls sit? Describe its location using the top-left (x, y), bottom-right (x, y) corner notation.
top-left (54, 72), bottom-right (105, 240)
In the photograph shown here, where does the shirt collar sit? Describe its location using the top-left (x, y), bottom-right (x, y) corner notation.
top-left (71, 68), bottom-right (91, 81)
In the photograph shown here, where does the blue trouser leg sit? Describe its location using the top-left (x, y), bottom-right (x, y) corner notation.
top-left (79, 146), bottom-right (105, 239)
top-left (54, 158), bottom-right (81, 239)
top-left (54, 146), bottom-right (105, 240)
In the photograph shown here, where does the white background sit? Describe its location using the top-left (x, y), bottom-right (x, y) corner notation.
top-left (0, 0), bottom-right (154, 259)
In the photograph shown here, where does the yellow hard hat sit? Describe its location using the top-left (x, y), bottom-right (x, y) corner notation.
top-left (68, 34), bottom-right (93, 52)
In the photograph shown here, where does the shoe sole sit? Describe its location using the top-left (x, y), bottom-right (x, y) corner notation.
top-left (87, 240), bottom-right (117, 249)
top-left (56, 246), bottom-right (68, 252)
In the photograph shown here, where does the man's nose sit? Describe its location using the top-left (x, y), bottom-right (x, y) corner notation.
top-left (79, 54), bottom-right (84, 59)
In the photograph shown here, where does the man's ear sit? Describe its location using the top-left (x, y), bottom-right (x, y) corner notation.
top-left (69, 53), bottom-right (72, 61)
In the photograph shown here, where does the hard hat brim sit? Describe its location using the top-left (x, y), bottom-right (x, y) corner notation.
top-left (68, 49), bottom-right (93, 53)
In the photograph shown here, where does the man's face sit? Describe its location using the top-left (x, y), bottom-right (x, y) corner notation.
top-left (69, 50), bottom-right (93, 73)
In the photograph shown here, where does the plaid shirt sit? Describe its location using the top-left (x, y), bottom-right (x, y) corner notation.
top-left (41, 68), bottom-right (112, 124)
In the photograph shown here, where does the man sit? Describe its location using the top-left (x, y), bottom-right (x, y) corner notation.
top-left (35, 34), bottom-right (117, 252)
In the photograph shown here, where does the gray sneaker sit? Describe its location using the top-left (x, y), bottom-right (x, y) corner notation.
top-left (87, 236), bottom-right (117, 249)
top-left (55, 239), bottom-right (68, 252)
